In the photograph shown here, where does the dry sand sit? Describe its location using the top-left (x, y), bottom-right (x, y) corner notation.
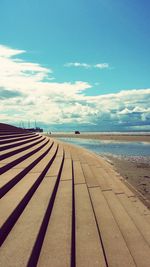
top-left (50, 133), bottom-right (150, 142)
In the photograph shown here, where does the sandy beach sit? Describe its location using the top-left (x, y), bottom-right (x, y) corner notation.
top-left (106, 155), bottom-right (150, 206)
top-left (49, 133), bottom-right (150, 206)
top-left (50, 133), bottom-right (150, 142)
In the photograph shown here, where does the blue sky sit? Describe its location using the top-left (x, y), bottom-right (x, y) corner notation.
top-left (0, 0), bottom-right (150, 131)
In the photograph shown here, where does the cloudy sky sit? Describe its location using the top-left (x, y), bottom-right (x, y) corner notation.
top-left (0, 0), bottom-right (150, 131)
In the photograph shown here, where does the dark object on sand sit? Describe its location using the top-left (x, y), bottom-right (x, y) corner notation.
top-left (75, 131), bottom-right (80, 134)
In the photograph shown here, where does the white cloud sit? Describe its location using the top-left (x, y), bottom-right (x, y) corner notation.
top-left (94, 63), bottom-right (109, 69)
top-left (0, 45), bottom-right (92, 124)
top-left (0, 51), bottom-right (53, 87)
top-left (64, 62), bottom-right (91, 68)
top-left (64, 62), bottom-right (110, 69)
top-left (0, 44), bottom-right (25, 58)
top-left (0, 44), bottom-right (150, 130)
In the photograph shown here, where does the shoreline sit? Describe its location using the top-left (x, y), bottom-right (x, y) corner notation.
top-left (2, 130), bottom-right (150, 265)
top-left (53, 136), bottom-right (150, 207)
top-left (49, 133), bottom-right (150, 142)
top-left (105, 155), bottom-right (150, 207)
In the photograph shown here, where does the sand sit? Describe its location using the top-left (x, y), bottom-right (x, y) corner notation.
top-left (50, 133), bottom-right (150, 142)
top-left (104, 155), bottom-right (150, 207)
top-left (48, 133), bottom-right (150, 206)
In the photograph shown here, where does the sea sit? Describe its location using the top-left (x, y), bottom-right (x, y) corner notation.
top-left (57, 135), bottom-right (150, 158)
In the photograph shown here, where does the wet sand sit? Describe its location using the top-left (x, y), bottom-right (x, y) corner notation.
top-left (106, 155), bottom-right (150, 206)
top-left (50, 133), bottom-right (150, 142)
top-left (48, 133), bottom-right (150, 205)
top-left (51, 134), bottom-right (150, 204)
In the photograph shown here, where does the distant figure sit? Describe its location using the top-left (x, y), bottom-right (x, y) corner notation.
top-left (75, 131), bottom-right (80, 134)
top-left (49, 131), bottom-right (51, 135)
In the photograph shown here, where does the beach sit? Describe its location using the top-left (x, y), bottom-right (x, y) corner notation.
top-left (50, 133), bottom-right (150, 142)
top-left (49, 133), bottom-right (150, 206)
top-left (106, 155), bottom-right (150, 206)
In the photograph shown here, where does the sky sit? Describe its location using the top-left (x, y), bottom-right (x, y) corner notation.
top-left (0, 0), bottom-right (150, 131)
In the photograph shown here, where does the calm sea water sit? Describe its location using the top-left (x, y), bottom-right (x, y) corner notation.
top-left (58, 137), bottom-right (150, 157)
